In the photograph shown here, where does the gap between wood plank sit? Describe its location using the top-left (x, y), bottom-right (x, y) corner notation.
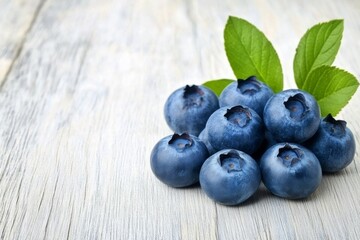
top-left (0, 0), bottom-right (47, 90)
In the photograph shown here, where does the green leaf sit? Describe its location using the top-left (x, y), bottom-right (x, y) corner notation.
top-left (294, 19), bottom-right (344, 88)
top-left (203, 79), bottom-right (235, 96)
top-left (303, 65), bottom-right (359, 116)
top-left (224, 16), bottom-right (283, 92)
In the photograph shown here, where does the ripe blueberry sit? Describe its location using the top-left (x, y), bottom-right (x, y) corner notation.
top-left (305, 114), bottom-right (356, 173)
top-left (219, 76), bottom-right (274, 117)
top-left (204, 105), bottom-right (264, 155)
top-left (252, 131), bottom-right (278, 161)
top-left (164, 85), bottom-right (219, 136)
top-left (263, 89), bottom-right (321, 143)
top-left (200, 149), bottom-right (261, 205)
top-left (198, 128), bottom-right (217, 156)
top-left (150, 133), bottom-right (209, 188)
top-left (260, 143), bottom-right (322, 199)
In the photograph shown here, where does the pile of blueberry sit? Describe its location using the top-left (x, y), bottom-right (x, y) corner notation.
top-left (150, 76), bottom-right (356, 205)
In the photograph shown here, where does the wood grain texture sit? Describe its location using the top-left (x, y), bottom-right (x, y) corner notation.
top-left (0, 0), bottom-right (359, 239)
top-left (0, 0), bottom-right (45, 86)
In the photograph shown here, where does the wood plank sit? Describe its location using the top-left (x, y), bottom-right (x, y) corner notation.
top-left (0, 0), bottom-right (97, 239)
top-left (0, 0), bottom-right (45, 86)
top-left (0, 0), bottom-right (218, 239)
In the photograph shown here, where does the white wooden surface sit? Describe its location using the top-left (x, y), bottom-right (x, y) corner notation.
top-left (0, 0), bottom-right (359, 239)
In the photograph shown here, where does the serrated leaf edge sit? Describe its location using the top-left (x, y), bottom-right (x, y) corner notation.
top-left (224, 16), bottom-right (283, 92)
top-left (294, 19), bottom-right (344, 88)
top-left (305, 65), bottom-right (359, 116)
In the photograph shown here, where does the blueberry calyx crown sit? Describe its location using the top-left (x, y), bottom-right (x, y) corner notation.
top-left (224, 106), bottom-right (251, 127)
top-left (168, 133), bottom-right (193, 152)
top-left (323, 114), bottom-right (347, 137)
top-left (183, 85), bottom-right (204, 108)
top-left (284, 93), bottom-right (309, 120)
top-left (237, 76), bottom-right (261, 95)
top-left (277, 144), bottom-right (303, 167)
top-left (218, 150), bottom-right (243, 173)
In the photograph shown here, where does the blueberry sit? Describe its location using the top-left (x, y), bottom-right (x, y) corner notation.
top-left (198, 128), bottom-right (217, 156)
top-left (260, 143), bottom-right (322, 199)
top-left (150, 133), bottom-right (209, 188)
top-left (264, 130), bottom-right (278, 147)
top-left (200, 149), bottom-right (261, 205)
top-left (251, 131), bottom-right (278, 161)
top-left (219, 76), bottom-right (274, 117)
top-left (164, 85), bottom-right (219, 136)
top-left (205, 105), bottom-right (264, 154)
top-left (305, 114), bottom-right (356, 173)
top-left (263, 89), bottom-right (321, 143)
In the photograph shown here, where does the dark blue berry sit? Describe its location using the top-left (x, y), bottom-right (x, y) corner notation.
top-left (204, 105), bottom-right (264, 155)
top-left (164, 85), bottom-right (219, 136)
top-left (219, 76), bottom-right (273, 117)
top-left (151, 133), bottom-right (209, 187)
top-left (263, 89), bottom-right (320, 143)
top-left (200, 149), bottom-right (261, 205)
top-left (305, 114), bottom-right (356, 172)
top-left (260, 143), bottom-right (322, 199)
